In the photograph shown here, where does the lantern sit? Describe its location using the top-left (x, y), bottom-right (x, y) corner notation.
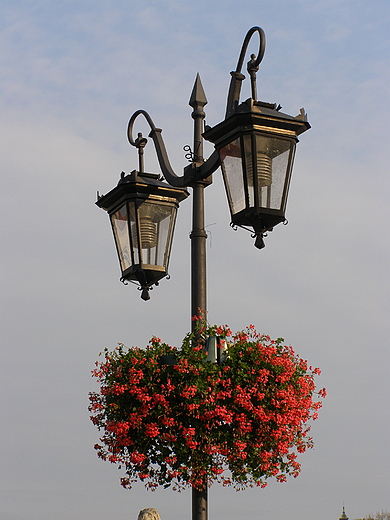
top-left (96, 170), bottom-right (189, 300)
top-left (203, 336), bottom-right (228, 364)
top-left (203, 98), bottom-right (310, 248)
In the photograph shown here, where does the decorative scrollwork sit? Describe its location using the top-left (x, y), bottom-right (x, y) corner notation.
top-left (127, 103), bottom-right (220, 187)
top-left (127, 110), bottom-right (158, 147)
top-left (183, 145), bottom-right (195, 162)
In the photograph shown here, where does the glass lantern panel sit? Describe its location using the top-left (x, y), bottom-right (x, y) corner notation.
top-left (136, 201), bottom-right (175, 267)
top-left (111, 204), bottom-right (131, 272)
top-left (156, 206), bottom-right (176, 268)
top-left (254, 135), bottom-right (293, 210)
top-left (243, 134), bottom-right (255, 207)
top-left (128, 201), bottom-right (140, 265)
top-left (220, 139), bottom-right (245, 215)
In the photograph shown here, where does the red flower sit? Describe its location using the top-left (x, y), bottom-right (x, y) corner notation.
top-left (145, 423), bottom-right (159, 437)
top-left (89, 324), bottom-right (325, 492)
top-left (130, 451), bottom-right (146, 464)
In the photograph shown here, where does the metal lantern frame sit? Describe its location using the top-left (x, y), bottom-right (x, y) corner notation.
top-left (203, 97), bottom-right (310, 248)
top-left (96, 169), bottom-right (189, 300)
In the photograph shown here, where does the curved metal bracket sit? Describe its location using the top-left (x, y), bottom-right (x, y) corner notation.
top-left (225, 26), bottom-right (266, 118)
top-left (128, 110), bottom-right (187, 187)
top-left (128, 109), bottom-right (220, 187)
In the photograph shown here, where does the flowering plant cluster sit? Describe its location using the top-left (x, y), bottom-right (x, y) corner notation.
top-left (89, 324), bottom-right (326, 491)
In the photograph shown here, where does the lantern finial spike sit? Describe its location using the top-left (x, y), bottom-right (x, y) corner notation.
top-left (141, 287), bottom-right (151, 301)
top-left (254, 234), bottom-right (266, 249)
top-left (247, 53), bottom-right (259, 101)
top-left (134, 132), bottom-right (148, 173)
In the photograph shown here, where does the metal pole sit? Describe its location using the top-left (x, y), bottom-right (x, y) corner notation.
top-left (189, 74), bottom-right (209, 520)
top-left (189, 72), bottom-right (208, 327)
top-left (190, 181), bottom-right (207, 324)
top-left (192, 486), bottom-right (207, 520)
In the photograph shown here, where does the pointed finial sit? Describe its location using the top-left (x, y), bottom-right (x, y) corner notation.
top-left (189, 73), bottom-right (208, 108)
top-left (340, 507), bottom-right (349, 520)
top-left (188, 73), bottom-right (208, 163)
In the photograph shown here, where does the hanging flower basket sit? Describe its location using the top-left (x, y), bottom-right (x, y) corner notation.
top-left (89, 324), bottom-right (326, 491)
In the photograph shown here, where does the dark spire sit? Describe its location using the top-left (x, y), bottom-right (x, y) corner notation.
top-left (189, 73), bottom-right (207, 108)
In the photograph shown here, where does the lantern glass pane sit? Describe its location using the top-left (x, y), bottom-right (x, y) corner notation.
top-left (244, 134), bottom-right (294, 210)
top-left (220, 139), bottom-right (245, 215)
top-left (111, 204), bottom-right (131, 272)
top-left (156, 206), bottom-right (176, 268)
top-left (269, 145), bottom-right (291, 210)
top-left (243, 135), bottom-right (255, 207)
top-left (136, 201), bottom-right (175, 267)
top-left (128, 201), bottom-right (140, 265)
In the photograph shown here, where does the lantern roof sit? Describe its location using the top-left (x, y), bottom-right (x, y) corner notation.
top-left (96, 170), bottom-right (189, 213)
top-left (203, 98), bottom-right (310, 146)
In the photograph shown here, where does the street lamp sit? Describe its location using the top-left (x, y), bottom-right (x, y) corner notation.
top-left (203, 27), bottom-right (310, 248)
top-left (203, 96), bottom-right (308, 249)
top-left (96, 167), bottom-right (189, 301)
top-left (96, 25), bottom-right (310, 520)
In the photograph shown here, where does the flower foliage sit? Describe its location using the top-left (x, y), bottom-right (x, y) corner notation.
top-left (89, 324), bottom-right (326, 491)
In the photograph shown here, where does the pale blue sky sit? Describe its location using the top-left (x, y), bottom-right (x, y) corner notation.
top-left (1, 1), bottom-right (390, 520)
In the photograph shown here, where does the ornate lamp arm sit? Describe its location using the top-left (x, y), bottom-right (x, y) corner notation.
top-left (225, 26), bottom-right (266, 118)
top-left (128, 109), bottom-right (220, 187)
top-left (127, 110), bottom-right (186, 186)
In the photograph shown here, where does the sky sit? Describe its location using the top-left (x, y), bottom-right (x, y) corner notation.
top-left (1, 1), bottom-right (389, 520)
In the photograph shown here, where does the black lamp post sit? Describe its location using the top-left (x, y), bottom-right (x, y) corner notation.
top-left (96, 26), bottom-right (309, 520)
